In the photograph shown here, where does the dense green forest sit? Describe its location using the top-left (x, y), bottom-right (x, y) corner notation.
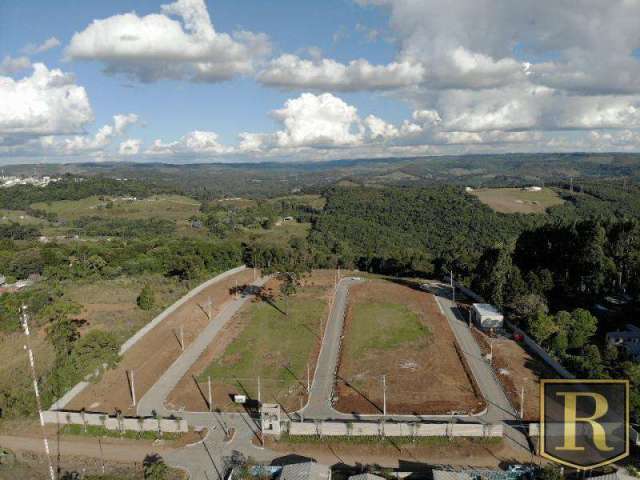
top-left (2, 160), bottom-right (640, 421)
top-left (308, 186), bottom-right (542, 277)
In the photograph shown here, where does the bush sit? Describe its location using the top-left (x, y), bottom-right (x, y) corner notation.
top-left (137, 284), bottom-right (155, 311)
top-left (143, 454), bottom-right (169, 480)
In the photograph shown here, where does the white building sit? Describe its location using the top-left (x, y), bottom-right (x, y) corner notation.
top-left (471, 303), bottom-right (504, 330)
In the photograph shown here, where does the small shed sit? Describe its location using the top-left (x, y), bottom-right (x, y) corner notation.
top-left (471, 303), bottom-right (503, 330)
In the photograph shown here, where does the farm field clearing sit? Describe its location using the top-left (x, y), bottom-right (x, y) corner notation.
top-left (470, 187), bottom-right (563, 214)
top-left (335, 280), bottom-right (484, 415)
top-left (166, 270), bottom-right (337, 413)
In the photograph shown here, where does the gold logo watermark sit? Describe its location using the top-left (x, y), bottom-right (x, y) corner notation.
top-left (540, 379), bottom-right (629, 469)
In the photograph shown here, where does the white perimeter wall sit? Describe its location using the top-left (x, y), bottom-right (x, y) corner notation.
top-left (287, 421), bottom-right (502, 437)
top-left (41, 410), bottom-right (188, 433)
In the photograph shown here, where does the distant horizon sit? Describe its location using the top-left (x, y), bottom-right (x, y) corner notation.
top-left (0, 150), bottom-right (636, 169)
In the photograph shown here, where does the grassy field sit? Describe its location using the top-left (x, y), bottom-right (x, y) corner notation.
top-left (470, 187), bottom-right (564, 214)
top-left (238, 221), bottom-right (311, 246)
top-left (0, 209), bottom-right (46, 225)
top-left (336, 280), bottom-right (484, 415)
top-left (189, 272), bottom-right (333, 411)
top-left (0, 273), bottom-right (188, 419)
top-left (63, 274), bottom-right (189, 344)
top-left (346, 302), bottom-right (430, 356)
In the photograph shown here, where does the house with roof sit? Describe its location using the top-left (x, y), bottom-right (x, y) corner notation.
top-left (606, 324), bottom-right (640, 360)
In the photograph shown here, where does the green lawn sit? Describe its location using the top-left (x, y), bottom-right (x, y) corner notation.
top-left (346, 301), bottom-right (431, 357)
top-left (200, 285), bottom-right (326, 394)
top-left (31, 194), bottom-right (201, 223)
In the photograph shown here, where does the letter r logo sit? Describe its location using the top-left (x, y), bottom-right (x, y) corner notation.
top-left (541, 380), bottom-right (629, 469)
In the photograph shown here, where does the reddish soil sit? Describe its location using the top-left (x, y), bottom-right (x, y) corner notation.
top-left (472, 328), bottom-right (558, 421)
top-left (65, 268), bottom-right (258, 415)
top-left (335, 281), bottom-right (485, 415)
top-left (165, 270), bottom-right (339, 414)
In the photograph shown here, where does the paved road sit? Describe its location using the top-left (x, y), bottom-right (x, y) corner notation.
top-left (300, 278), bottom-right (487, 422)
top-left (430, 283), bottom-right (530, 453)
top-left (301, 277), bottom-right (361, 419)
top-left (137, 276), bottom-right (270, 417)
top-left (0, 434), bottom-right (173, 463)
top-left (142, 275), bottom-right (530, 478)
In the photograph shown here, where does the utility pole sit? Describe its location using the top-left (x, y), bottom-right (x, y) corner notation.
top-left (299, 397), bottom-right (304, 422)
top-left (21, 306), bottom-right (55, 480)
top-left (489, 338), bottom-right (494, 366)
top-left (258, 376), bottom-right (261, 403)
top-left (520, 383), bottom-right (525, 419)
top-left (130, 370), bottom-right (136, 406)
top-left (307, 363), bottom-right (310, 393)
top-left (208, 376), bottom-right (213, 412)
top-left (382, 374), bottom-right (387, 418)
top-left (235, 279), bottom-right (239, 299)
top-left (180, 325), bottom-right (184, 351)
top-left (98, 438), bottom-right (105, 474)
top-left (450, 270), bottom-right (455, 303)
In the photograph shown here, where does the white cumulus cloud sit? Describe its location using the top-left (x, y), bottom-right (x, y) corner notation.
top-left (0, 63), bottom-right (93, 137)
top-left (271, 93), bottom-right (365, 147)
top-left (146, 130), bottom-right (230, 156)
top-left (258, 55), bottom-right (424, 91)
top-left (66, 0), bottom-right (271, 83)
top-left (119, 138), bottom-right (142, 155)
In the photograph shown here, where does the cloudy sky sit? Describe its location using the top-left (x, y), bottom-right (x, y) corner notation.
top-left (3, 0), bottom-right (640, 164)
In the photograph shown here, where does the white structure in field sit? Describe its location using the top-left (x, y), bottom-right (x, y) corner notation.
top-left (471, 303), bottom-right (504, 330)
top-left (524, 186), bottom-right (542, 192)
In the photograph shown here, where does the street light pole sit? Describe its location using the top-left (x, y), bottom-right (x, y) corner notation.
top-left (130, 370), bottom-right (136, 406)
top-left (382, 374), bottom-right (387, 418)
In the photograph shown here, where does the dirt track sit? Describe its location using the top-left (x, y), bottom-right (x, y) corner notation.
top-left (335, 281), bottom-right (484, 415)
top-left (65, 268), bottom-right (257, 415)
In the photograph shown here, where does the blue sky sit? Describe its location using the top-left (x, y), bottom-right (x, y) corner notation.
top-left (3, 0), bottom-right (640, 163)
top-left (1, 0), bottom-right (404, 145)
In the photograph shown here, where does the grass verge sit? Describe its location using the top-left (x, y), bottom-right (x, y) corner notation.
top-left (60, 424), bottom-right (182, 441)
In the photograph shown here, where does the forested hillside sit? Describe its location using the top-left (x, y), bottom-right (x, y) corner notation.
top-left (309, 186), bottom-right (542, 277)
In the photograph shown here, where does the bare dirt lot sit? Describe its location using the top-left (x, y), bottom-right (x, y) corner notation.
top-left (166, 270), bottom-right (338, 414)
top-left (335, 280), bottom-right (484, 415)
top-left (472, 328), bottom-right (558, 421)
top-left (65, 268), bottom-right (258, 415)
